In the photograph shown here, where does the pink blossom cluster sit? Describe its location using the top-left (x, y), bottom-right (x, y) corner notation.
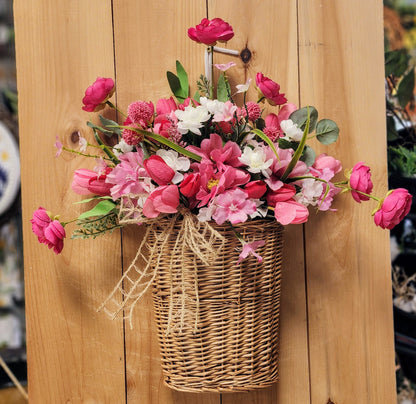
top-left (32, 17), bottom-right (412, 262)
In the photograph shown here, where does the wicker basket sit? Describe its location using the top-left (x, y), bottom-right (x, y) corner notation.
top-left (150, 218), bottom-right (284, 393)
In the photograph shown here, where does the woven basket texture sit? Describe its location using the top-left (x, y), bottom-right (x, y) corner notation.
top-left (150, 218), bottom-right (284, 393)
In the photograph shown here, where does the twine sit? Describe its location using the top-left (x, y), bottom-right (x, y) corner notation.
top-left (98, 198), bottom-right (226, 331)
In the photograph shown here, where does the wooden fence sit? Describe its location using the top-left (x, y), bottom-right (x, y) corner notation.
top-left (14, 0), bottom-right (395, 402)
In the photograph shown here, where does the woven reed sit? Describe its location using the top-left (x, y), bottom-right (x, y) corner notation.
top-left (150, 218), bottom-right (284, 393)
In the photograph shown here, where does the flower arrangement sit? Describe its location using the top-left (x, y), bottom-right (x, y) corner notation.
top-left (32, 17), bottom-right (412, 264)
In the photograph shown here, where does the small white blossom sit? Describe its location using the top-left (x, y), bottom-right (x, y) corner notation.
top-left (280, 119), bottom-right (304, 141)
top-left (156, 149), bottom-right (190, 184)
top-left (239, 146), bottom-right (273, 177)
top-left (113, 139), bottom-right (133, 157)
top-left (236, 78), bottom-right (252, 94)
top-left (78, 133), bottom-right (87, 152)
top-left (175, 105), bottom-right (211, 135)
top-left (199, 97), bottom-right (225, 115)
top-left (295, 178), bottom-right (323, 206)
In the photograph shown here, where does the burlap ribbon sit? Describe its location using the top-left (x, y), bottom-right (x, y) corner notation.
top-left (98, 196), bottom-right (227, 331)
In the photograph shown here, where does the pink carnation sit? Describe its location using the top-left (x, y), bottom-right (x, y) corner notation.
top-left (82, 77), bottom-right (115, 112)
top-left (127, 101), bottom-right (154, 127)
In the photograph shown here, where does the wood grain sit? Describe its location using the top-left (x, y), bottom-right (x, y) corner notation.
top-left (298, 0), bottom-right (396, 403)
top-left (14, 0), bottom-right (126, 402)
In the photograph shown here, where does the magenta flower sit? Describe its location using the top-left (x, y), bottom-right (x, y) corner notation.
top-left (105, 150), bottom-right (152, 200)
top-left (374, 188), bottom-right (412, 230)
top-left (156, 97), bottom-right (177, 115)
top-left (121, 116), bottom-right (143, 146)
top-left (144, 155), bottom-right (175, 186)
top-left (31, 207), bottom-right (66, 254)
top-left (212, 188), bottom-right (257, 225)
top-left (188, 18), bottom-right (234, 45)
top-left (349, 162), bottom-right (373, 203)
top-left (127, 101), bottom-right (154, 127)
top-left (237, 240), bottom-right (266, 265)
top-left (82, 77), bottom-right (115, 112)
top-left (180, 172), bottom-right (201, 198)
top-left (255, 73), bottom-right (287, 106)
top-left (142, 185), bottom-right (180, 218)
top-left (71, 168), bottom-right (112, 196)
top-left (244, 180), bottom-right (267, 199)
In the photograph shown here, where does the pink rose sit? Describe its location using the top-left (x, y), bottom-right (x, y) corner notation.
top-left (274, 200), bottom-right (309, 225)
top-left (255, 73), bottom-right (287, 106)
top-left (31, 207), bottom-right (66, 254)
top-left (71, 168), bottom-right (112, 196)
top-left (142, 185), bottom-right (180, 218)
top-left (82, 77), bottom-right (115, 112)
top-left (188, 18), bottom-right (234, 45)
top-left (349, 162), bottom-right (373, 203)
top-left (144, 155), bottom-right (175, 186)
top-left (313, 153), bottom-right (342, 175)
top-left (180, 173), bottom-right (201, 198)
top-left (374, 188), bottom-right (412, 230)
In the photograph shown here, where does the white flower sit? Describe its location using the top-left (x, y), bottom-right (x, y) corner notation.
top-left (280, 119), bottom-right (304, 141)
top-left (239, 146), bottom-right (273, 176)
top-left (156, 149), bottom-right (190, 184)
top-left (295, 178), bottom-right (324, 206)
top-left (197, 202), bottom-right (217, 222)
top-left (199, 97), bottom-right (225, 115)
top-left (175, 105), bottom-right (211, 135)
top-left (78, 133), bottom-right (87, 152)
top-left (236, 78), bottom-right (252, 93)
top-left (113, 139), bottom-right (133, 156)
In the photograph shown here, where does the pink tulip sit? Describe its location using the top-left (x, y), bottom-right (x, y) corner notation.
top-left (374, 188), bottom-right (412, 230)
top-left (274, 200), bottom-right (309, 225)
top-left (72, 168), bottom-right (112, 196)
top-left (82, 77), bottom-right (115, 112)
top-left (349, 162), bottom-right (373, 203)
top-left (244, 180), bottom-right (267, 199)
top-left (255, 73), bottom-right (287, 106)
top-left (180, 173), bottom-right (201, 198)
top-left (266, 184), bottom-right (296, 206)
top-left (156, 97), bottom-right (177, 115)
top-left (188, 18), bottom-right (234, 45)
top-left (142, 185), bottom-right (180, 218)
top-left (144, 155), bottom-right (175, 185)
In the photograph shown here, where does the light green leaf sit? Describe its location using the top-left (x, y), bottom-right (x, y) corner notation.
top-left (217, 72), bottom-right (229, 102)
top-left (316, 119), bottom-right (339, 145)
top-left (167, 71), bottom-right (186, 102)
top-left (99, 115), bottom-right (122, 137)
top-left (176, 60), bottom-right (189, 97)
top-left (289, 106), bottom-right (318, 133)
top-left (78, 200), bottom-right (116, 220)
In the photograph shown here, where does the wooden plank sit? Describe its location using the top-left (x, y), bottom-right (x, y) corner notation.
top-left (298, 0), bottom-right (396, 403)
top-left (207, 1), bottom-right (311, 403)
top-left (111, 2), bottom-right (219, 403)
top-left (14, 1), bottom-right (126, 402)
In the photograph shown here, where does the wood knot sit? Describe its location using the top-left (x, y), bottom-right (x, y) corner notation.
top-left (327, 399), bottom-right (336, 404)
top-left (240, 47), bottom-right (252, 63)
top-left (70, 131), bottom-right (80, 144)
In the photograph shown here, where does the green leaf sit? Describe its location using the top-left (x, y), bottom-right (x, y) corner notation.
top-left (78, 200), bottom-right (116, 220)
top-left (316, 119), bottom-right (339, 145)
top-left (73, 196), bottom-right (113, 205)
top-left (193, 90), bottom-right (201, 103)
top-left (385, 49), bottom-right (409, 77)
top-left (300, 145), bottom-right (316, 167)
top-left (217, 72), bottom-right (230, 102)
top-left (252, 129), bottom-right (280, 161)
top-left (278, 138), bottom-right (298, 150)
top-left (176, 60), bottom-right (189, 97)
top-left (289, 106), bottom-right (318, 133)
top-left (398, 68), bottom-right (415, 108)
top-left (99, 115), bottom-right (122, 137)
top-left (167, 71), bottom-right (186, 102)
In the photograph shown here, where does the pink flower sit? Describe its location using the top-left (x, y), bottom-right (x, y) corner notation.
top-left (121, 117), bottom-right (143, 146)
top-left (55, 136), bottom-right (63, 157)
top-left (266, 184), bottom-right (296, 206)
top-left (215, 62), bottom-right (236, 72)
top-left (31, 208), bottom-right (66, 254)
top-left (212, 188), bottom-right (257, 225)
top-left (180, 173), bottom-right (201, 198)
top-left (313, 153), bottom-right (342, 175)
top-left (255, 73), bottom-right (287, 106)
top-left (105, 150), bottom-right (152, 200)
top-left (213, 101), bottom-right (237, 122)
top-left (187, 18), bottom-right (234, 45)
top-left (238, 102), bottom-right (262, 122)
top-left (374, 188), bottom-right (412, 230)
top-left (274, 200), bottom-right (309, 225)
top-left (237, 240), bottom-right (266, 264)
top-left (244, 180), bottom-right (267, 199)
top-left (127, 101), bottom-right (154, 127)
top-left (71, 168), bottom-right (112, 196)
top-left (142, 185), bottom-right (180, 218)
top-left (143, 155), bottom-right (175, 185)
top-left (156, 97), bottom-right (177, 115)
top-left (82, 77), bottom-right (115, 112)
top-left (263, 104), bottom-right (298, 141)
top-left (349, 162), bottom-right (373, 203)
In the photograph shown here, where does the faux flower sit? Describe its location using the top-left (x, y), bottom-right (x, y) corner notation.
top-left (348, 162), bottom-right (373, 203)
top-left (280, 119), bottom-right (303, 141)
top-left (82, 77), bottom-right (115, 112)
top-left (237, 240), bottom-right (266, 265)
top-left (374, 188), bottom-right (412, 230)
top-left (156, 97), bottom-right (177, 115)
top-left (255, 73), bottom-right (287, 106)
top-left (127, 101), bottom-right (154, 127)
top-left (236, 78), bottom-right (252, 94)
top-left (155, 149), bottom-right (190, 184)
top-left (142, 185), bottom-right (180, 218)
top-left (215, 62), bottom-right (236, 72)
top-left (274, 200), bottom-right (309, 225)
top-left (239, 146), bottom-right (273, 176)
top-left (187, 18), bottom-right (234, 45)
top-left (175, 105), bottom-right (211, 135)
top-left (72, 168), bottom-right (112, 196)
top-left (144, 155), bottom-right (175, 186)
